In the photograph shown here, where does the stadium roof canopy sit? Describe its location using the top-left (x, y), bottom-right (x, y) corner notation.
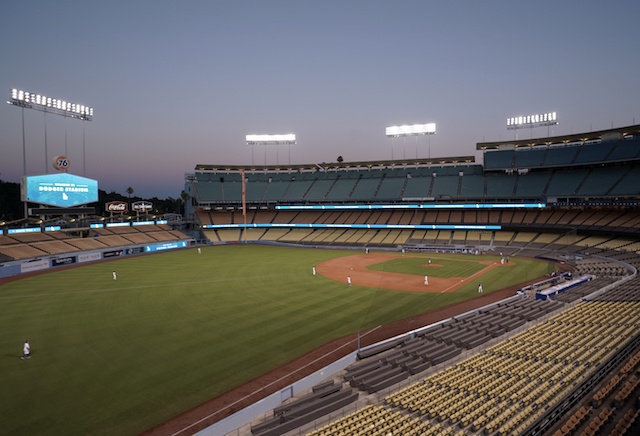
top-left (477, 124), bottom-right (640, 151)
top-left (194, 156), bottom-right (475, 173)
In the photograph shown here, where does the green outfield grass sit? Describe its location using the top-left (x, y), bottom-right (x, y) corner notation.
top-left (0, 245), bottom-right (550, 435)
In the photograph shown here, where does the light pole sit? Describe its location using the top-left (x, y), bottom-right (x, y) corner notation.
top-left (386, 122), bottom-right (436, 159)
top-left (246, 133), bottom-right (296, 166)
top-left (506, 112), bottom-right (557, 138)
top-left (21, 107), bottom-right (27, 218)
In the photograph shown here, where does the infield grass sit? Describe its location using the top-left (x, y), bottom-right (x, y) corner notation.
top-left (0, 245), bottom-right (550, 435)
top-left (367, 254), bottom-right (488, 277)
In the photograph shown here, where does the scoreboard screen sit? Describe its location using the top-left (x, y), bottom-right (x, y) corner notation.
top-left (21, 173), bottom-right (98, 207)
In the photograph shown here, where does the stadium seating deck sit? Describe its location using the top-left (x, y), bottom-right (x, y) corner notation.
top-left (546, 168), bottom-right (590, 197)
top-left (543, 145), bottom-right (579, 167)
top-left (402, 176), bottom-right (433, 198)
top-left (349, 178), bottom-right (381, 200)
top-left (514, 147), bottom-right (546, 168)
top-left (514, 172), bottom-right (550, 198)
top-left (484, 149), bottom-right (514, 170)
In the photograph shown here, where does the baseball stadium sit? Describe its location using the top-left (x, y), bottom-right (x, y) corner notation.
top-left (1, 124), bottom-right (640, 435)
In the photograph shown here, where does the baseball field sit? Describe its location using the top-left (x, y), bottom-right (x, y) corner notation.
top-left (0, 244), bottom-right (551, 435)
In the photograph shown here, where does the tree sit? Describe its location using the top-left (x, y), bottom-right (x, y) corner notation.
top-left (337, 156), bottom-right (344, 163)
top-left (180, 190), bottom-right (190, 216)
top-left (125, 187), bottom-right (134, 217)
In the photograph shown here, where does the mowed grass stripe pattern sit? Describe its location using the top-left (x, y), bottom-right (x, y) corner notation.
top-left (0, 245), bottom-right (549, 435)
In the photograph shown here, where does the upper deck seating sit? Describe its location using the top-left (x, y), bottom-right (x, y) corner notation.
top-left (514, 172), bottom-right (550, 198)
top-left (245, 181), bottom-right (267, 202)
top-left (459, 175), bottom-right (484, 198)
top-left (542, 145), bottom-right (579, 166)
top-left (402, 176), bottom-right (432, 198)
top-left (514, 148), bottom-right (546, 168)
top-left (263, 180), bottom-right (290, 202)
top-left (607, 136), bottom-right (640, 161)
top-left (576, 167), bottom-right (626, 196)
top-left (545, 169), bottom-right (589, 197)
top-left (350, 178), bottom-right (381, 200)
top-left (281, 180), bottom-right (312, 201)
top-left (431, 175), bottom-right (459, 198)
top-left (193, 180), bottom-right (224, 202)
top-left (484, 149), bottom-right (515, 170)
top-left (375, 177), bottom-right (405, 200)
top-left (608, 166), bottom-right (640, 196)
top-left (304, 179), bottom-right (334, 201)
top-left (485, 173), bottom-right (516, 198)
top-left (325, 177), bottom-right (358, 201)
top-left (573, 141), bottom-right (616, 164)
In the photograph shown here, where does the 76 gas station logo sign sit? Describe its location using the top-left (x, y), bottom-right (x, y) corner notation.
top-left (52, 155), bottom-right (70, 171)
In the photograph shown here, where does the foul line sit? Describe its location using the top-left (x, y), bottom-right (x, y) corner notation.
top-left (440, 262), bottom-right (498, 293)
top-left (170, 325), bottom-right (383, 436)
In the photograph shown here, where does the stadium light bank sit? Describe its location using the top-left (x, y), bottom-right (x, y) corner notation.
top-left (245, 133), bottom-right (297, 165)
top-left (7, 88), bottom-right (94, 177)
top-left (8, 88), bottom-right (93, 121)
top-left (507, 111), bottom-right (557, 138)
top-left (385, 123), bottom-right (436, 159)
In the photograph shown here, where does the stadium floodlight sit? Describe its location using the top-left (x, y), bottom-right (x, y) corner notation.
top-left (507, 112), bottom-right (557, 130)
top-left (246, 133), bottom-right (297, 165)
top-left (385, 123), bottom-right (436, 137)
top-left (245, 133), bottom-right (296, 145)
top-left (386, 123), bottom-right (436, 159)
top-left (8, 88), bottom-right (93, 121)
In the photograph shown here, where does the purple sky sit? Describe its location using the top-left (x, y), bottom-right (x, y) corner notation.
top-left (1, 1), bottom-right (639, 199)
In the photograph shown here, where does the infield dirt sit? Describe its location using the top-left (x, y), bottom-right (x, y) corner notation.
top-left (316, 253), bottom-right (512, 293)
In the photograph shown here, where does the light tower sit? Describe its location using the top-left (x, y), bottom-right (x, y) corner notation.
top-left (507, 111), bottom-right (557, 138)
top-left (386, 123), bottom-right (436, 159)
top-left (7, 88), bottom-right (94, 218)
top-left (245, 133), bottom-right (296, 165)
top-left (7, 88), bottom-right (94, 176)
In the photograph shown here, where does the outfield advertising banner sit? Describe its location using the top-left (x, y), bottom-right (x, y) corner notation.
top-left (7, 227), bottom-right (41, 234)
top-left (20, 259), bottom-right (49, 273)
top-left (78, 252), bottom-right (102, 263)
top-left (52, 256), bottom-right (77, 267)
top-left (145, 241), bottom-right (188, 252)
top-left (103, 250), bottom-right (124, 258)
top-left (21, 173), bottom-right (98, 207)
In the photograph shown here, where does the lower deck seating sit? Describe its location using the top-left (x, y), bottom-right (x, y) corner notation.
top-left (342, 298), bottom-right (565, 399)
top-left (0, 226), bottom-right (192, 262)
top-left (292, 267), bottom-right (640, 436)
top-left (250, 381), bottom-right (357, 436)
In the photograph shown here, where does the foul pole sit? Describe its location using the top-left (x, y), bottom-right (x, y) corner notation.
top-left (241, 168), bottom-right (247, 242)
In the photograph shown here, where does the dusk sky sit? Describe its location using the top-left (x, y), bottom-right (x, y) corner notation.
top-left (1, 1), bottom-right (639, 199)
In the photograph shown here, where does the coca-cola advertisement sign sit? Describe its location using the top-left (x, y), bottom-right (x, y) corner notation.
top-left (106, 201), bottom-right (128, 213)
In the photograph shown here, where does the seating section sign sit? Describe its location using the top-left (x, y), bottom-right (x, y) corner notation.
top-left (22, 173), bottom-right (98, 207)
